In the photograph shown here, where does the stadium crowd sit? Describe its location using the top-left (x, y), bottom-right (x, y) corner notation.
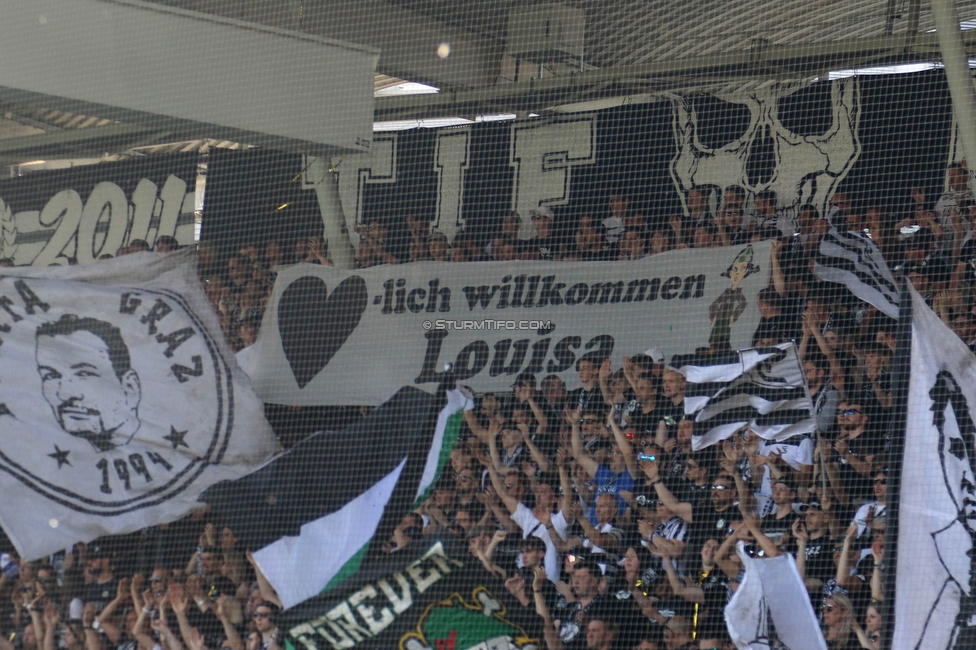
top-left (3, 167), bottom-right (975, 650)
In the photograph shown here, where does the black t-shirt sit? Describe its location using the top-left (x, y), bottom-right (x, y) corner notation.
top-left (568, 386), bottom-right (601, 412)
top-left (527, 233), bottom-right (567, 261)
top-left (662, 449), bottom-right (690, 490)
top-left (837, 429), bottom-right (885, 501)
top-left (627, 405), bottom-right (660, 436)
top-left (697, 569), bottom-right (732, 631)
top-left (801, 533), bottom-right (836, 585)
top-left (689, 502), bottom-right (736, 552)
top-left (761, 508), bottom-right (800, 548)
top-left (752, 313), bottom-right (801, 345)
top-left (656, 400), bottom-right (684, 438)
top-left (83, 578), bottom-right (119, 609)
top-left (554, 595), bottom-right (611, 650)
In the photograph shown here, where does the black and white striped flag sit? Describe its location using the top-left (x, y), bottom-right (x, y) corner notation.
top-left (674, 342), bottom-right (815, 450)
top-left (813, 227), bottom-right (900, 318)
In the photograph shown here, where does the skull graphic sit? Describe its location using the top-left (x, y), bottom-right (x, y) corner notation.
top-left (670, 78), bottom-right (861, 221)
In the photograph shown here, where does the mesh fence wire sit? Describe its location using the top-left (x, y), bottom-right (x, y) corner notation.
top-left (5, 1), bottom-right (976, 649)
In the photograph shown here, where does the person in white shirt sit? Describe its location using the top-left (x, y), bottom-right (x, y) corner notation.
top-left (602, 193), bottom-right (630, 248)
top-left (481, 452), bottom-right (575, 582)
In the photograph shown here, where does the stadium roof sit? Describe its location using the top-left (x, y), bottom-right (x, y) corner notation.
top-left (4, 0), bottom-right (976, 166)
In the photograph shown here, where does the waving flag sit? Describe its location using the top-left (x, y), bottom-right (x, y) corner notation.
top-left (813, 227), bottom-right (899, 318)
top-left (0, 251), bottom-right (280, 559)
top-left (202, 387), bottom-right (468, 609)
top-left (894, 286), bottom-right (976, 647)
top-left (725, 542), bottom-right (827, 650)
top-left (675, 342), bottom-right (814, 450)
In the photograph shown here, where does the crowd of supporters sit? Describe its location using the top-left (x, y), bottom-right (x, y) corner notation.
top-left (5, 165), bottom-right (976, 650)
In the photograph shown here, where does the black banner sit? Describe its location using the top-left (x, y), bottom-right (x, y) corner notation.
top-left (0, 153), bottom-right (198, 266)
top-left (203, 71), bottom-right (953, 257)
top-left (280, 536), bottom-right (542, 650)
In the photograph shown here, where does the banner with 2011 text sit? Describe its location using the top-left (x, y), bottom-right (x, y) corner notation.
top-left (247, 242), bottom-right (771, 405)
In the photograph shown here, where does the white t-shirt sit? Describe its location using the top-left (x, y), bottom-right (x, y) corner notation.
top-left (754, 437), bottom-right (814, 512)
top-left (512, 503), bottom-right (570, 583)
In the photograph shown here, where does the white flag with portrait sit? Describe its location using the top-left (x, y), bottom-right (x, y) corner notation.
top-left (894, 286), bottom-right (976, 648)
top-left (0, 250), bottom-right (280, 559)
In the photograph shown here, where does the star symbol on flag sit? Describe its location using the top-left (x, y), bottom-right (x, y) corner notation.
top-left (48, 446), bottom-right (71, 469)
top-left (163, 426), bottom-right (189, 449)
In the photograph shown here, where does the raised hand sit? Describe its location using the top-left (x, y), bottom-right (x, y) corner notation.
top-left (555, 447), bottom-right (570, 467)
top-left (168, 583), bottom-right (188, 615)
top-left (215, 594), bottom-right (229, 620)
top-left (43, 600), bottom-right (59, 629)
top-left (532, 566), bottom-right (547, 591)
top-left (83, 603), bottom-right (96, 627)
top-left (112, 577), bottom-right (128, 605)
top-left (565, 407), bottom-right (581, 426)
top-left (201, 522), bottom-right (216, 547)
top-left (599, 358), bottom-right (612, 380)
top-left (792, 519), bottom-right (809, 544)
top-left (622, 356), bottom-right (634, 377)
top-left (188, 627), bottom-right (208, 650)
top-left (504, 576), bottom-right (525, 597)
top-left (488, 418), bottom-right (502, 439)
top-left (640, 456), bottom-right (660, 480)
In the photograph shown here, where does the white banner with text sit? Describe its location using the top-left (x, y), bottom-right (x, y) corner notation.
top-left (247, 242), bottom-right (771, 405)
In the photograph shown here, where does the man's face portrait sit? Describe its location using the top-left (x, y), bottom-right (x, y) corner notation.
top-left (36, 327), bottom-right (141, 451)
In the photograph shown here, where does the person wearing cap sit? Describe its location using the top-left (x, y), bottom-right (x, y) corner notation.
top-left (427, 230), bottom-right (451, 262)
top-left (756, 477), bottom-right (800, 546)
top-left (523, 206), bottom-right (565, 261)
top-left (603, 193), bottom-right (631, 249)
top-left (792, 499), bottom-right (836, 594)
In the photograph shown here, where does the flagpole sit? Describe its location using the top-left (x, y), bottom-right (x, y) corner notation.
top-left (880, 279), bottom-right (912, 650)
